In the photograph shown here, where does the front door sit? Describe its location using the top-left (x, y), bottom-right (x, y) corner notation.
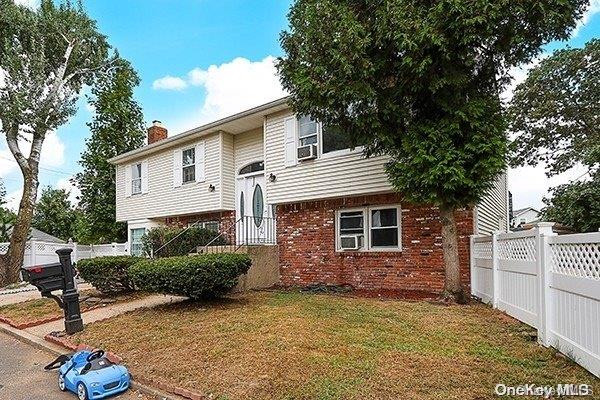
top-left (236, 173), bottom-right (268, 245)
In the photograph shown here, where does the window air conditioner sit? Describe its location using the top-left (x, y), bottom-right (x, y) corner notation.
top-left (340, 235), bottom-right (363, 250)
top-left (297, 144), bottom-right (317, 161)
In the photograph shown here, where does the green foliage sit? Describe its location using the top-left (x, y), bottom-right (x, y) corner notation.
top-left (32, 186), bottom-right (78, 241)
top-left (278, 0), bottom-right (587, 208)
top-left (128, 254), bottom-right (252, 299)
top-left (0, 180), bottom-right (15, 242)
top-left (0, 0), bottom-right (112, 133)
top-left (75, 58), bottom-right (145, 244)
top-left (142, 226), bottom-right (227, 258)
top-left (77, 256), bottom-right (142, 294)
top-left (541, 174), bottom-right (600, 233)
top-left (510, 39), bottom-right (600, 176)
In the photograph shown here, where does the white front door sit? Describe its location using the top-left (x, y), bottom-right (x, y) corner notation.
top-left (236, 173), bottom-right (269, 245)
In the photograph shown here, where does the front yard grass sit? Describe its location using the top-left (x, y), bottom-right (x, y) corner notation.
top-left (0, 289), bottom-right (146, 326)
top-left (72, 291), bottom-right (598, 400)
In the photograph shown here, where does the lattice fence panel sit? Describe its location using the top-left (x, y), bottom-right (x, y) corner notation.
top-left (497, 237), bottom-right (536, 261)
top-left (473, 241), bottom-right (492, 259)
top-left (551, 242), bottom-right (600, 281)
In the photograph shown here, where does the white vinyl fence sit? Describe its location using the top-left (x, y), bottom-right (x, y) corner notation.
top-left (470, 223), bottom-right (600, 377)
top-left (0, 240), bottom-right (129, 267)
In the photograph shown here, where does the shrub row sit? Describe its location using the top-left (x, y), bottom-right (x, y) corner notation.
top-left (77, 256), bottom-right (142, 294)
top-left (77, 253), bottom-right (251, 299)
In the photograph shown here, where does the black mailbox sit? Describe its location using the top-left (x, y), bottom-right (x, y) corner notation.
top-left (21, 249), bottom-right (83, 334)
top-left (21, 263), bottom-right (64, 293)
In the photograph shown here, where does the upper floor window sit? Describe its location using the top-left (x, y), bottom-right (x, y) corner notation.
top-left (322, 124), bottom-right (354, 154)
top-left (131, 163), bottom-right (142, 195)
top-left (182, 147), bottom-right (196, 184)
top-left (298, 115), bottom-right (318, 146)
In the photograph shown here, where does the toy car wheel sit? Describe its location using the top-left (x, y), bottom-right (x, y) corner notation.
top-left (58, 375), bottom-right (66, 391)
top-left (77, 382), bottom-right (88, 400)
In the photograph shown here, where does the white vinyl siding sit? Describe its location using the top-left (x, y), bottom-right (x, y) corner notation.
top-left (115, 133), bottom-right (226, 221)
top-left (234, 128), bottom-right (264, 174)
top-left (266, 110), bottom-right (392, 204)
top-left (475, 172), bottom-right (509, 235)
top-left (221, 132), bottom-right (235, 209)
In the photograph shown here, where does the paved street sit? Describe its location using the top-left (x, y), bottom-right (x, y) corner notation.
top-left (0, 332), bottom-right (150, 400)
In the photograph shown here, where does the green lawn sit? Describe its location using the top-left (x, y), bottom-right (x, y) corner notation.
top-left (72, 291), bottom-right (598, 400)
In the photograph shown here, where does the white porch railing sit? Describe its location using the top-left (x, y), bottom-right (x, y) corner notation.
top-left (470, 223), bottom-right (600, 377)
top-left (0, 240), bottom-right (129, 267)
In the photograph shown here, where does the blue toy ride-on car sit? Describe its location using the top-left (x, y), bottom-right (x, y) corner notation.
top-left (45, 349), bottom-right (131, 400)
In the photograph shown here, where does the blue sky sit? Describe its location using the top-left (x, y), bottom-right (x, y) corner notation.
top-left (1, 0), bottom-right (599, 211)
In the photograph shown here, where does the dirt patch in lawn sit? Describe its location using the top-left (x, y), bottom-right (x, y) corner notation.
top-left (0, 290), bottom-right (147, 326)
top-left (72, 291), bottom-right (598, 400)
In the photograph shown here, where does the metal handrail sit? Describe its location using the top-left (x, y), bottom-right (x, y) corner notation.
top-left (200, 217), bottom-right (244, 254)
top-left (152, 219), bottom-right (204, 258)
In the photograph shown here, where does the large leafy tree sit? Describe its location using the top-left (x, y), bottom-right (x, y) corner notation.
top-left (0, 0), bottom-right (112, 285)
top-left (509, 39), bottom-right (599, 232)
top-left (541, 174), bottom-right (600, 233)
top-left (278, 0), bottom-right (588, 302)
top-left (74, 59), bottom-right (145, 244)
top-left (510, 39), bottom-right (599, 176)
top-left (32, 186), bottom-right (78, 241)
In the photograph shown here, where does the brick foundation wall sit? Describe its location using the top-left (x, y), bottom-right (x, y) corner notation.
top-left (276, 193), bottom-right (473, 294)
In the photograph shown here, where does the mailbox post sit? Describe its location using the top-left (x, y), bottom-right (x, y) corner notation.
top-left (21, 248), bottom-right (83, 334)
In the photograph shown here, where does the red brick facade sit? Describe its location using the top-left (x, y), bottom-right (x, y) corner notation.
top-left (276, 193), bottom-right (473, 295)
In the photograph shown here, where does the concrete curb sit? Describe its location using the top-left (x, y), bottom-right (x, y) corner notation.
top-left (0, 322), bottom-right (181, 400)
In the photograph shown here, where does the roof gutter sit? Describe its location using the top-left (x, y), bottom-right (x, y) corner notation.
top-left (108, 96), bottom-right (290, 164)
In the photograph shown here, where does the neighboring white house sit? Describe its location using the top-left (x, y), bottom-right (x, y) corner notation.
top-left (511, 207), bottom-right (540, 229)
top-left (108, 97), bottom-right (509, 294)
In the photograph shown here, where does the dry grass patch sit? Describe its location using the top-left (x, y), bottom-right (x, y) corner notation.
top-left (72, 291), bottom-right (598, 400)
top-left (0, 289), bottom-right (147, 326)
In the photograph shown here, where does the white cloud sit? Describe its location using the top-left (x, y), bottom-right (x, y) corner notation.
top-left (163, 56), bottom-right (287, 132)
top-left (56, 177), bottom-right (81, 206)
top-left (5, 188), bottom-right (22, 212)
top-left (13, 0), bottom-right (39, 9)
top-left (508, 164), bottom-right (589, 211)
top-left (152, 76), bottom-right (188, 91)
top-left (572, 0), bottom-right (600, 37)
top-left (194, 56), bottom-right (287, 124)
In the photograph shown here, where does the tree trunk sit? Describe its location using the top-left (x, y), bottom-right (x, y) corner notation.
top-left (0, 173), bottom-right (38, 287)
top-left (439, 205), bottom-right (468, 304)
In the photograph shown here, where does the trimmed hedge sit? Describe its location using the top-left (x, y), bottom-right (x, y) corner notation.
top-left (77, 256), bottom-right (143, 294)
top-left (128, 253), bottom-right (252, 299)
top-left (142, 226), bottom-right (228, 258)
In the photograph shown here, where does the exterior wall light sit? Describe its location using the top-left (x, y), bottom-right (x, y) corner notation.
top-left (269, 173), bottom-right (277, 182)
top-left (208, 184), bottom-right (216, 192)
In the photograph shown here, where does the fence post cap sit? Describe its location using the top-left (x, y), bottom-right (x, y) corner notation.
top-left (533, 221), bottom-right (555, 235)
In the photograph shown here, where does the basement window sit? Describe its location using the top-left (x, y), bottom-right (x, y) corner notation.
top-left (336, 205), bottom-right (401, 252)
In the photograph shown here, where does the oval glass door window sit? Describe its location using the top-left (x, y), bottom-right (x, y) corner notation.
top-left (252, 184), bottom-right (264, 227)
top-left (240, 192), bottom-right (245, 218)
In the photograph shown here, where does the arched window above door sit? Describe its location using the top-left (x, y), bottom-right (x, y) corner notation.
top-left (239, 161), bottom-right (264, 175)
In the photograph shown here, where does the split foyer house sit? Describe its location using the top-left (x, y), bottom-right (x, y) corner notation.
top-left (109, 97), bottom-right (509, 294)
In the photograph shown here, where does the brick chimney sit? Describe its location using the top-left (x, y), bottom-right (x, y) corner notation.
top-left (147, 120), bottom-right (167, 145)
